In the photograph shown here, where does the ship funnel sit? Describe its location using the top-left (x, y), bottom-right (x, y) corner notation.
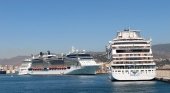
top-left (40, 52), bottom-right (43, 56)
top-left (31, 54), bottom-right (35, 59)
top-left (47, 50), bottom-right (50, 55)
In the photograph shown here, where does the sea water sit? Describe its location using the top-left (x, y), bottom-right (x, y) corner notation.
top-left (0, 74), bottom-right (170, 93)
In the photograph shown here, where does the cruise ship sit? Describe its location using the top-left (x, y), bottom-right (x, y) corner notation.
top-left (106, 28), bottom-right (156, 81)
top-left (19, 49), bottom-right (99, 75)
top-left (64, 47), bottom-right (100, 74)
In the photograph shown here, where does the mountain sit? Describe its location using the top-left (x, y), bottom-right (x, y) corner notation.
top-left (152, 43), bottom-right (170, 58)
top-left (87, 51), bottom-right (108, 62)
top-left (1, 43), bottom-right (170, 65)
top-left (0, 56), bottom-right (29, 65)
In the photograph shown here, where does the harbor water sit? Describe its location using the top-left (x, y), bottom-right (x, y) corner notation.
top-left (0, 74), bottom-right (170, 93)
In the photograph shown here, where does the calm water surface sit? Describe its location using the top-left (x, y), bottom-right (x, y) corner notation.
top-left (0, 74), bottom-right (170, 93)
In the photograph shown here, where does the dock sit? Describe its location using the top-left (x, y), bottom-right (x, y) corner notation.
top-left (156, 69), bottom-right (170, 82)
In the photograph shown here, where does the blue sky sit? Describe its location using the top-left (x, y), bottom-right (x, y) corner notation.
top-left (0, 0), bottom-right (170, 58)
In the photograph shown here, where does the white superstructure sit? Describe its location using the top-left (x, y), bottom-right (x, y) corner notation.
top-left (18, 59), bottom-right (32, 75)
top-left (19, 50), bottom-right (99, 75)
top-left (64, 48), bottom-right (100, 74)
top-left (106, 28), bottom-right (156, 81)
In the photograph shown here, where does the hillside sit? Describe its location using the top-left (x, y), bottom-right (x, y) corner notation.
top-left (1, 43), bottom-right (170, 65)
top-left (152, 43), bottom-right (170, 58)
top-left (0, 56), bottom-right (29, 65)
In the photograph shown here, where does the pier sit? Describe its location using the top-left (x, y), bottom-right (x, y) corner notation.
top-left (156, 69), bottom-right (170, 82)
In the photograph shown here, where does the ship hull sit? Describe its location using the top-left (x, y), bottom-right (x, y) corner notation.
top-left (67, 65), bottom-right (99, 75)
top-left (21, 65), bottom-right (99, 75)
top-left (0, 71), bottom-right (6, 74)
top-left (110, 69), bottom-right (156, 81)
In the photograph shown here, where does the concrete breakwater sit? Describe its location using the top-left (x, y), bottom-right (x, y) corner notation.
top-left (156, 69), bottom-right (170, 82)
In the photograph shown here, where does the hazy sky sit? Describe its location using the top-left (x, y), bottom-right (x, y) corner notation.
top-left (0, 0), bottom-right (170, 58)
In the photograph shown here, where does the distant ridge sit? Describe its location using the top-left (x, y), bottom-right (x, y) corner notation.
top-left (1, 43), bottom-right (170, 65)
top-left (0, 56), bottom-right (29, 65)
top-left (152, 43), bottom-right (170, 58)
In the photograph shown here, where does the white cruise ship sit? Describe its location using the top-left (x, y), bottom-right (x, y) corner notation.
top-left (64, 47), bottom-right (100, 74)
top-left (106, 28), bottom-right (156, 81)
top-left (19, 49), bottom-right (99, 75)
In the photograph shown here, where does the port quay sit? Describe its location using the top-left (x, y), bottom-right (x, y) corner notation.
top-left (156, 69), bottom-right (170, 82)
top-left (1, 64), bottom-right (170, 83)
top-left (0, 65), bottom-right (18, 74)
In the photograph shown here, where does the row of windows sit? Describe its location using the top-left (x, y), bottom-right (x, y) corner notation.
top-left (113, 54), bottom-right (153, 57)
top-left (112, 65), bottom-right (155, 69)
top-left (116, 49), bottom-right (150, 53)
top-left (114, 42), bottom-right (148, 45)
top-left (113, 61), bottom-right (154, 64)
top-left (113, 57), bottom-right (153, 60)
top-left (112, 70), bottom-right (154, 73)
top-left (66, 54), bottom-right (91, 58)
top-left (113, 46), bottom-right (150, 49)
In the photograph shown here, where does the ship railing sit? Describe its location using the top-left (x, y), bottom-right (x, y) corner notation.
top-left (113, 56), bottom-right (153, 58)
top-left (112, 44), bottom-right (151, 47)
top-left (112, 53), bottom-right (153, 57)
top-left (112, 61), bottom-right (155, 64)
top-left (111, 65), bottom-right (156, 69)
top-left (111, 63), bottom-right (155, 66)
top-left (112, 57), bottom-right (153, 60)
top-left (112, 59), bottom-right (154, 61)
top-left (113, 56), bottom-right (153, 59)
top-left (111, 61), bottom-right (155, 65)
top-left (113, 38), bottom-right (144, 41)
top-left (112, 46), bottom-right (151, 49)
